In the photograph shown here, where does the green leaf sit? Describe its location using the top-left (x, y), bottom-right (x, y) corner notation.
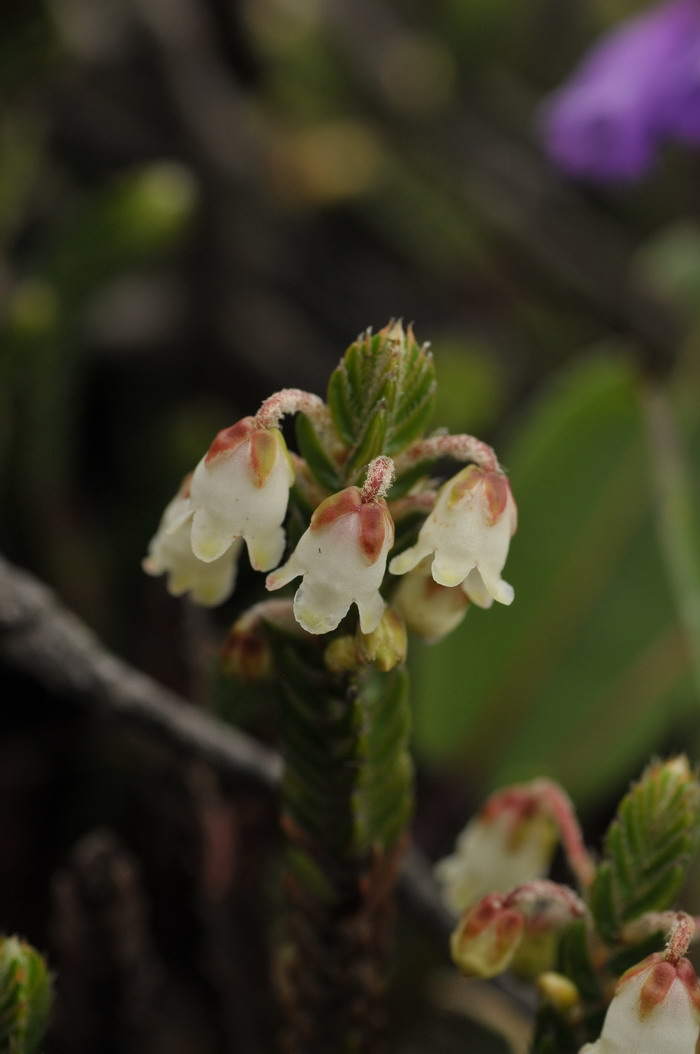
top-left (0, 937), bottom-right (52, 1054)
top-left (558, 920), bottom-right (601, 1004)
top-left (346, 405), bottom-right (388, 478)
top-left (326, 322), bottom-right (436, 478)
top-left (295, 413), bottom-right (342, 491)
top-left (589, 757), bottom-right (700, 941)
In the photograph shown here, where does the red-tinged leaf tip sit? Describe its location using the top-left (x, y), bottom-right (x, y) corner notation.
top-left (359, 501), bottom-right (390, 564)
top-left (249, 429), bottom-right (279, 487)
top-left (205, 417), bottom-right (256, 463)
top-left (639, 959), bottom-right (676, 1018)
top-left (483, 471), bottom-right (510, 526)
top-left (311, 486), bottom-right (362, 530)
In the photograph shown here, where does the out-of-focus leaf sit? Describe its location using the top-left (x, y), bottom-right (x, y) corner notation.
top-left (411, 351), bottom-right (693, 806)
top-left (431, 340), bottom-right (508, 436)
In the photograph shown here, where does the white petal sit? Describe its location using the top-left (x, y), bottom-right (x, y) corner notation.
top-left (389, 541), bottom-right (430, 577)
top-left (246, 527), bottom-right (286, 572)
top-left (461, 569), bottom-right (494, 609)
top-left (356, 590), bottom-right (386, 634)
top-left (293, 579), bottom-right (350, 634)
top-left (191, 507), bottom-right (236, 563)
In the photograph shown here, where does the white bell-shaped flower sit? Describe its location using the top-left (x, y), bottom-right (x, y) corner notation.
top-left (143, 480), bottom-right (241, 606)
top-left (389, 465), bottom-right (517, 606)
top-left (435, 783), bottom-right (557, 915)
top-left (391, 556), bottom-right (470, 643)
top-left (188, 417), bottom-right (294, 571)
top-left (580, 953), bottom-right (700, 1054)
top-left (266, 486), bottom-right (394, 635)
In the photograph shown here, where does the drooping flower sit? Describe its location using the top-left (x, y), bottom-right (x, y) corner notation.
top-left (389, 465), bottom-right (517, 607)
top-left (580, 953), bottom-right (700, 1054)
top-left (143, 478), bottom-right (241, 606)
top-left (450, 893), bottom-right (526, 979)
top-left (266, 484), bottom-right (394, 635)
top-left (435, 782), bottom-right (557, 915)
top-left (390, 555), bottom-right (470, 643)
top-left (541, 0), bottom-right (700, 182)
top-left (451, 881), bottom-right (585, 981)
top-left (188, 417), bottom-right (294, 571)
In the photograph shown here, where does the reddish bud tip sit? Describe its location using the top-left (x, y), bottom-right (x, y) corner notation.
top-left (310, 487), bottom-right (362, 530)
top-left (483, 471), bottom-right (510, 526)
top-left (205, 417), bottom-right (256, 463)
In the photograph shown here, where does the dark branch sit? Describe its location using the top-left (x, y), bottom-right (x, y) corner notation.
top-left (0, 553), bottom-right (282, 792)
top-left (0, 554), bottom-right (453, 940)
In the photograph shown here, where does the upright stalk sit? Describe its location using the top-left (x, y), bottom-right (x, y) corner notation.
top-left (276, 645), bottom-right (412, 1052)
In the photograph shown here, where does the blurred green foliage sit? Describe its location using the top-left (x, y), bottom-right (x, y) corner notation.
top-left (412, 351), bottom-right (698, 807)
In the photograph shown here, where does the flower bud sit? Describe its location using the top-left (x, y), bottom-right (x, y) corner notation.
top-left (538, 972), bottom-right (581, 1016)
top-left (221, 612), bottom-right (274, 682)
top-left (356, 608), bottom-right (407, 672)
top-left (580, 953), bottom-right (700, 1054)
top-left (189, 417), bottom-right (294, 571)
top-left (266, 485), bottom-right (394, 635)
top-left (390, 555), bottom-right (470, 642)
top-left (143, 478), bottom-right (241, 606)
top-left (221, 599), bottom-right (308, 680)
top-left (435, 782), bottom-right (557, 914)
top-left (450, 893), bottom-right (525, 979)
top-left (389, 464), bottom-right (517, 607)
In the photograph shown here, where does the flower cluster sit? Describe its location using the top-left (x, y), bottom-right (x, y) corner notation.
top-left (441, 760), bottom-right (700, 1053)
top-left (143, 324), bottom-right (518, 645)
top-left (541, 0), bottom-right (700, 182)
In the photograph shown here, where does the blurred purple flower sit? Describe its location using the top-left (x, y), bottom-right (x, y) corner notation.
top-left (540, 0), bottom-right (700, 182)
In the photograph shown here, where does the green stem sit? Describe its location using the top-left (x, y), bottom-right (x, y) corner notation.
top-left (276, 646), bottom-right (413, 1053)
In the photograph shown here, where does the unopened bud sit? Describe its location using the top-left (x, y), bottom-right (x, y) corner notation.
top-left (221, 600), bottom-right (301, 681)
top-left (450, 893), bottom-right (525, 979)
top-left (510, 925), bottom-right (559, 978)
top-left (324, 636), bottom-right (359, 674)
top-left (356, 608), bottom-right (407, 672)
top-left (538, 972), bottom-right (581, 1015)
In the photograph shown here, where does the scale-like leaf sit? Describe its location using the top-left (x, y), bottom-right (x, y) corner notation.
top-left (589, 757), bottom-right (700, 941)
top-left (327, 322), bottom-right (436, 479)
top-left (294, 413), bottom-right (342, 492)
